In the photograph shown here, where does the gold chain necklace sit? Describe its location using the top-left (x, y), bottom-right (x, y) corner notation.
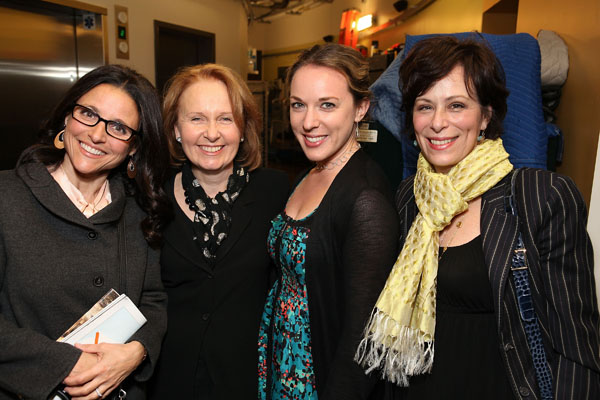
top-left (80, 179), bottom-right (109, 215)
top-left (439, 219), bottom-right (463, 259)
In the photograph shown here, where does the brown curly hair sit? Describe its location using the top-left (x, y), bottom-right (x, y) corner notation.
top-left (400, 36), bottom-right (509, 140)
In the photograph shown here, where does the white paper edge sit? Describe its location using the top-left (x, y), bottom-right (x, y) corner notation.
top-left (588, 130), bottom-right (600, 308)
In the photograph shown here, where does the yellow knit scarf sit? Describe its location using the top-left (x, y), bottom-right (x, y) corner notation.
top-left (355, 139), bottom-right (513, 385)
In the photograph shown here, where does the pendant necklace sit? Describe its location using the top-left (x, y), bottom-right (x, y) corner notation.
top-left (439, 219), bottom-right (463, 259)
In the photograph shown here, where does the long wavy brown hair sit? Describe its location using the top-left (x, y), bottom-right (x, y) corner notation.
top-left (17, 64), bottom-right (171, 248)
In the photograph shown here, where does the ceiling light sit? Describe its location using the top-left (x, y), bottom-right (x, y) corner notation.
top-left (357, 14), bottom-right (373, 31)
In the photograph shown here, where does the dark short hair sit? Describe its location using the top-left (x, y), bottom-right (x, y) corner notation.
top-left (285, 43), bottom-right (371, 104)
top-left (162, 63), bottom-right (262, 170)
top-left (399, 36), bottom-right (509, 139)
top-left (18, 64), bottom-right (170, 247)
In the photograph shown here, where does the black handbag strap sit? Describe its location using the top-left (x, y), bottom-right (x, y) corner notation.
top-left (509, 169), bottom-right (553, 400)
top-left (117, 215), bottom-right (127, 294)
top-left (116, 214), bottom-right (128, 400)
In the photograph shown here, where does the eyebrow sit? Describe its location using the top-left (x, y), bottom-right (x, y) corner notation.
top-left (79, 104), bottom-right (98, 113)
top-left (182, 111), bottom-right (233, 117)
top-left (289, 96), bottom-right (340, 102)
top-left (79, 104), bottom-right (132, 126)
top-left (416, 95), bottom-right (471, 102)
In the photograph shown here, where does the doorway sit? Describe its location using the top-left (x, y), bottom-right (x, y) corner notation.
top-left (154, 20), bottom-right (215, 94)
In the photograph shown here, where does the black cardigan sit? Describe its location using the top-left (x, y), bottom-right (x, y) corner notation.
top-left (293, 151), bottom-right (399, 399)
top-left (149, 168), bottom-right (289, 400)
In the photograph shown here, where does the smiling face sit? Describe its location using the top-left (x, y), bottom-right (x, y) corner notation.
top-left (61, 83), bottom-right (138, 184)
top-left (289, 65), bottom-right (368, 165)
top-left (413, 65), bottom-right (490, 174)
top-left (174, 78), bottom-right (241, 180)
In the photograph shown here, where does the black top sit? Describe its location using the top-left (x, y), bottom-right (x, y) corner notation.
top-left (299, 150), bottom-right (400, 399)
top-left (395, 236), bottom-right (513, 399)
top-left (148, 168), bottom-right (289, 400)
top-left (395, 170), bottom-right (600, 400)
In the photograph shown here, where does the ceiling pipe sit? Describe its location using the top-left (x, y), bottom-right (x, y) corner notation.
top-left (243, 0), bottom-right (333, 23)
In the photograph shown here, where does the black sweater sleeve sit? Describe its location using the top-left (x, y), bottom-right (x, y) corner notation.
top-left (321, 188), bottom-right (399, 399)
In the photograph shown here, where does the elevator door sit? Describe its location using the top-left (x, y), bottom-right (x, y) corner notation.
top-left (0, 0), bottom-right (104, 170)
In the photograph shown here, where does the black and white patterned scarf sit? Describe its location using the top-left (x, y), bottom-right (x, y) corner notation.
top-left (181, 161), bottom-right (249, 264)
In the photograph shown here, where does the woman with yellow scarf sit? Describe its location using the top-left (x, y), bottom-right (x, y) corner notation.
top-left (356, 36), bottom-right (600, 399)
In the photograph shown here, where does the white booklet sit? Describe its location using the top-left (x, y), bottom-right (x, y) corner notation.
top-left (57, 289), bottom-right (147, 345)
top-left (52, 289), bottom-right (147, 399)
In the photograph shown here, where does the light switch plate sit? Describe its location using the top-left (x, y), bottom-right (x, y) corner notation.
top-left (115, 5), bottom-right (129, 60)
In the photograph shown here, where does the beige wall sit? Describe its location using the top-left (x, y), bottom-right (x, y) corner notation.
top-left (248, 0), bottom-right (399, 51)
top-left (252, 0), bottom-right (484, 81)
top-left (517, 0), bottom-right (600, 204)
top-left (258, 43), bottom-right (321, 82)
top-left (80, 0), bottom-right (248, 85)
top-left (249, 0), bottom-right (403, 81)
top-left (359, 0), bottom-right (484, 50)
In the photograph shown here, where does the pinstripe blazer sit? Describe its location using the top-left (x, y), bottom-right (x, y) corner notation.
top-left (395, 168), bottom-right (600, 399)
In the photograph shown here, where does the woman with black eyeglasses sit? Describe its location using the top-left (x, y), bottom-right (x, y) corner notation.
top-left (0, 65), bottom-right (169, 400)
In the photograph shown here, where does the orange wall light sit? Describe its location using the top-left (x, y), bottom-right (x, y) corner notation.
top-left (339, 9), bottom-right (360, 48)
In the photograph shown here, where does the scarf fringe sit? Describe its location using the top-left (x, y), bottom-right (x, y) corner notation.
top-left (354, 308), bottom-right (434, 386)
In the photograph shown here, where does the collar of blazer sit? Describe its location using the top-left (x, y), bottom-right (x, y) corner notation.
top-left (17, 161), bottom-right (127, 226)
top-left (165, 173), bottom-right (256, 274)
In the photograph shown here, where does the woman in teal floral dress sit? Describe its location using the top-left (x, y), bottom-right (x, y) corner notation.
top-left (258, 44), bottom-right (399, 400)
top-left (259, 210), bottom-right (317, 398)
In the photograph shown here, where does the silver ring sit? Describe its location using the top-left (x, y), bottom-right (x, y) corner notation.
top-left (95, 388), bottom-right (104, 398)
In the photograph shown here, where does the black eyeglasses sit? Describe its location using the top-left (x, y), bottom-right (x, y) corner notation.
top-left (71, 104), bottom-right (138, 142)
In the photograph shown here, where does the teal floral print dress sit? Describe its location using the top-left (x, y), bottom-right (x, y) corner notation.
top-left (258, 211), bottom-right (318, 400)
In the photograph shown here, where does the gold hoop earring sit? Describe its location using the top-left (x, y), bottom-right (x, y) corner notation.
top-left (54, 129), bottom-right (65, 149)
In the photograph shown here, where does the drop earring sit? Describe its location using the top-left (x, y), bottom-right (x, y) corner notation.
top-left (477, 130), bottom-right (485, 142)
top-left (54, 129), bottom-right (65, 149)
top-left (413, 139), bottom-right (418, 148)
top-left (127, 156), bottom-right (137, 179)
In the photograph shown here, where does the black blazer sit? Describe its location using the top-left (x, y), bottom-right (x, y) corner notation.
top-left (148, 168), bottom-right (289, 400)
top-left (395, 168), bottom-right (600, 399)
